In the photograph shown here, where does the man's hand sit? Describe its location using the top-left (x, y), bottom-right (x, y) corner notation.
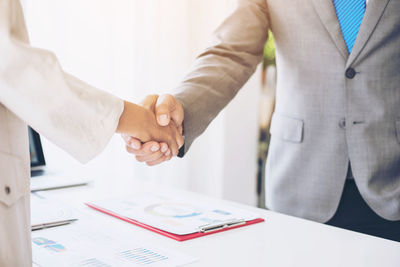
top-left (116, 100), bottom-right (184, 157)
top-left (122, 94), bottom-right (184, 166)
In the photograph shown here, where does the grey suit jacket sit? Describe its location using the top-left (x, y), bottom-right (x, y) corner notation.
top-left (174, 0), bottom-right (400, 222)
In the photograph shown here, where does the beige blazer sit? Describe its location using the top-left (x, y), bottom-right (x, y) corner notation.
top-left (174, 0), bottom-right (400, 223)
top-left (0, 1), bottom-right (123, 266)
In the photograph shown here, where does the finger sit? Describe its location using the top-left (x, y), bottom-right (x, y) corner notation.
top-left (125, 145), bottom-right (151, 155)
top-left (146, 155), bottom-right (172, 166)
top-left (156, 94), bottom-right (184, 127)
top-left (130, 138), bottom-right (142, 150)
top-left (121, 134), bottom-right (142, 150)
top-left (167, 138), bottom-right (179, 157)
top-left (121, 134), bottom-right (132, 145)
top-left (136, 150), bottom-right (164, 163)
top-left (127, 141), bottom-right (161, 156)
top-left (121, 133), bottom-right (130, 143)
top-left (165, 125), bottom-right (181, 156)
top-left (160, 142), bottom-right (168, 153)
top-left (155, 94), bottom-right (172, 126)
top-left (126, 145), bottom-right (137, 155)
top-left (176, 133), bottom-right (185, 149)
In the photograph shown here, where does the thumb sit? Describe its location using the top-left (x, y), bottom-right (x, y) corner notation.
top-left (156, 94), bottom-right (184, 127)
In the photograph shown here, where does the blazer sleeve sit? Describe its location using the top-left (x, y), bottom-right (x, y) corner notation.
top-left (173, 0), bottom-right (270, 155)
top-left (0, 0), bottom-right (124, 163)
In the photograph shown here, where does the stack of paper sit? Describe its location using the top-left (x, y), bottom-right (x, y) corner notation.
top-left (32, 222), bottom-right (197, 267)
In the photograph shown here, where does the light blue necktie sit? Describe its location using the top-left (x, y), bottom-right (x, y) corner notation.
top-left (332, 0), bottom-right (366, 53)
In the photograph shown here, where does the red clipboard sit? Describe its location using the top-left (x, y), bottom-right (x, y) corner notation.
top-left (86, 203), bottom-right (264, 242)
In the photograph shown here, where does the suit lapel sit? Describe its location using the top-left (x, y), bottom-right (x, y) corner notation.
top-left (346, 0), bottom-right (391, 68)
top-left (311, 0), bottom-right (348, 60)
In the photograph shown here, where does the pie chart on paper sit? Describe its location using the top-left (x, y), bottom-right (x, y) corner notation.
top-left (144, 203), bottom-right (202, 219)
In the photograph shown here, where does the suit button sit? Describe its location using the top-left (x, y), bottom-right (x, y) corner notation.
top-left (5, 186), bottom-right (11, 195)
top-left (339, 119), bottom-right (346, 129)
top-left (346, 68), bottom-right (356, 79)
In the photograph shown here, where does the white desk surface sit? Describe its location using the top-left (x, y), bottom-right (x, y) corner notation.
top-left (34, 175), bottom-right (400, 267)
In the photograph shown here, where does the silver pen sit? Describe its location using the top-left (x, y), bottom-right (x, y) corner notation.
top-left (31, 219), bottom-right (78, 231)
top-left (199, 219), bottom-right (246, 233)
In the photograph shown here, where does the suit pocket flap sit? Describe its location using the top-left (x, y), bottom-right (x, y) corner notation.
top-left (0, 152), bottom-right (28, 207)
top-left (270, 114), bottom-right (304, 143)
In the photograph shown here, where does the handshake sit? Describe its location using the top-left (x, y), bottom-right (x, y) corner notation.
top-left (117, 94), bottom-right (184, 166)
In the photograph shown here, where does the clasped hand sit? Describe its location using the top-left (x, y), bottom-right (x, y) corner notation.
top-left (119, 94), bottom-right (184, 166)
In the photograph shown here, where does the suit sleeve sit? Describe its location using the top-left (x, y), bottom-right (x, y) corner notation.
top-left (173, 0), bottom-right (269, 155)
top-left (0, 0), bottom-right (124, 163)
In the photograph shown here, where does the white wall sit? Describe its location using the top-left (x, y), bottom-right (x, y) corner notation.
top-left (22, 0), bottom-right (260, 205)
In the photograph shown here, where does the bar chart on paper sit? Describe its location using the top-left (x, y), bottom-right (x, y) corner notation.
top-left (78, 248), bottom-right (170, 266)
top-left (119, 248), bottom-right (168, 265)
top-left (32, 222), bottom-right (197, 267)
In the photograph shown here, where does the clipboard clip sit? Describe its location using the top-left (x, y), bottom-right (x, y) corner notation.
top-left (199, 219), bottom-right (246, 233)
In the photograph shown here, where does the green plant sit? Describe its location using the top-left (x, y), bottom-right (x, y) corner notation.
top-left (263, 31), bottom-right (276, 69)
